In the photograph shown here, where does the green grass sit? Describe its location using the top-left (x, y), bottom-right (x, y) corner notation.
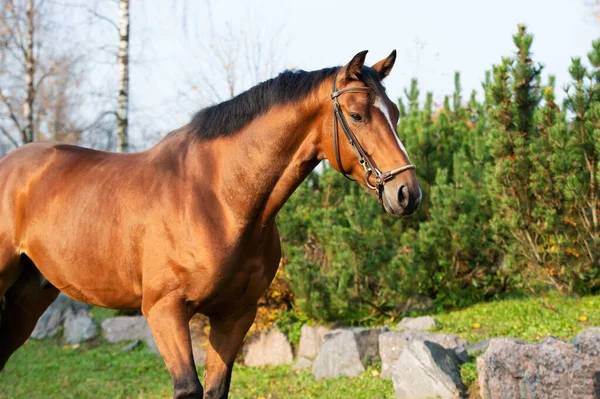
top-left (0, 339), bottom-right (393, 399)
top-left (432, 291), bottom-right (600, 342)
top-left (1, 292), bottom-right (599, 398)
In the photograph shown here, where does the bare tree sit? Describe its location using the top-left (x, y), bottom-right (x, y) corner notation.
top-left (180, 21), bottom-right (288, 107)
top-left (0, 0), bottom-right (89, 152)
top-left (116, 0), bottom-right (129, 152)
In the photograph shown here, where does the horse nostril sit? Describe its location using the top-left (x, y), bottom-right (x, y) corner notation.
top-left (398, 185), bottom-right (409, 208)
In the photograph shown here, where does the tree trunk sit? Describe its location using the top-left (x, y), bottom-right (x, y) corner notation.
top-left (23, 0), bottom-right (35, 144)
top-left (116, 0), bottom-right (130, 153)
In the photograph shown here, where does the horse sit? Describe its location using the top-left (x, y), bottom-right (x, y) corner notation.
top-left (0, 50), bottom-right (421, 398)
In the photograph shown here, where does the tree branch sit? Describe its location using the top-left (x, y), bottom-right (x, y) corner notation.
top-left (0, 124), bottom-right (19, 148)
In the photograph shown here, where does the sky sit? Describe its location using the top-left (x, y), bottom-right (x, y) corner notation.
top-left (119, 0), bottom-right (599, 144)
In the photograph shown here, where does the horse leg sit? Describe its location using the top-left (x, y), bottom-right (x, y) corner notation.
top-left (204, 305), bottom-right (257, 399)
top-left (0, 260), bottom-right (59, 371)
top-left (143, 296), bottom-right (202, 399)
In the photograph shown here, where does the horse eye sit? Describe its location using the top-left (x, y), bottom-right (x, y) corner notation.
top-left (350, 113), bottom-right (363, 122)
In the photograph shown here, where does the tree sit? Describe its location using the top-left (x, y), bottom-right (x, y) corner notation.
top-left (116, 0), bottom-right (129, 152)
top-left (0, 0), bottom-right (88, 152)
top-left (179, 21), bottom-right (288, 106)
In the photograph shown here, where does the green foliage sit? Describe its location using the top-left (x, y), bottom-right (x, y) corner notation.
top-left (486, 26), bottom-right (600, 293)
top-left (278, 25), bottom-right (600, 325)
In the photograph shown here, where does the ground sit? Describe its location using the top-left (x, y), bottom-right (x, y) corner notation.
top-left (0, 292), bottom-right (598, 398)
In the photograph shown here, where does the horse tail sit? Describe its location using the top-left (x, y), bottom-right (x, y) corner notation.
top-left (0, 295), bottom-right (5, 330)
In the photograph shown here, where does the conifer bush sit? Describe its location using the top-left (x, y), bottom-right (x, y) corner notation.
top-left (277, 26), bottom-right (600, 324)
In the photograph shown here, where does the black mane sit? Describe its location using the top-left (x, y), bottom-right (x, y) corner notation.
top-left (189, 67), bottom-right (338, 139)
top-left (189, 66), bottom-right (386, 140)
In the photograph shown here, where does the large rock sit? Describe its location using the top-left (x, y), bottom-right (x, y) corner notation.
top-left (189, 314), bottom-right (208, 365)
top-left (392, 340), bottom-right (466, 399)
top-left (101, 315), bottom-right (158, 354)
top-left (31, 293), bottom-right (90, 339)
top-left (297, 325), bottom-right (330, 359)
top-left (101, 316), bottom-right (149, 343)
top-left (397, 315), bottom-right (437, 331)
top-left (312, 327), bottom-right (389, 380)
top-left (63, 308), bottom-right (97, 344)
top-left (242, 329), bottom-right (293, 367)
top-left (293, 325), bottom-right (330, 370)
top-left (379, 331), bottom-right (469, 379)
top-left (478, 333), bottom-right (600, 399)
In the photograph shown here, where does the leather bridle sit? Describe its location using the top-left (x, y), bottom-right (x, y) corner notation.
top-left (331, 70), bottom-right (416, 202)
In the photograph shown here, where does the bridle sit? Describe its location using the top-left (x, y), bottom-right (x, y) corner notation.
top-left (330, 70), bottom-right (416, 202)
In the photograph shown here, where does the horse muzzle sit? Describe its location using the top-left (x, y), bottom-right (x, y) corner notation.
top-left (381, 179), bottom-right (422, 216)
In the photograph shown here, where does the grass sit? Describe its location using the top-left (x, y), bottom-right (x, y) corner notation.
top-left (1, 292), bottom-right (598, 398)
top-left (0, 339), bottom-right (394, 399)
top-left (431, 290), bottom-right (600, 342)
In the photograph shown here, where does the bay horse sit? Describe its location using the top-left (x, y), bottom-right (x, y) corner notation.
top-left (0, 50), bottom-right (421, 398)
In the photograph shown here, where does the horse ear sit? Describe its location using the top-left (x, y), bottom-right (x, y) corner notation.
top-left (344, 50), bottom-right (368, 80)
top-left (372, 50), bottom-right (397, 80)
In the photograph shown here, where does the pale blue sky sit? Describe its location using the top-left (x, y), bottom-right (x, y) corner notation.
top-left (122, 0), bottom-right (598, 142)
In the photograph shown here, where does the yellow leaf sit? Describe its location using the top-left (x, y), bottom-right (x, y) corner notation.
top-left (563, 216), bottom-right (577, 226)
top-left (566, 248), bottom-right (580, 258)
top-left (472, 322), bottom-right (481, 329)
top-left (579, 315), bottom-right (588, 322)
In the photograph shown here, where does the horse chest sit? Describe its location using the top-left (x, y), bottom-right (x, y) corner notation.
top-left (189, 226), bottom-right (282, 315)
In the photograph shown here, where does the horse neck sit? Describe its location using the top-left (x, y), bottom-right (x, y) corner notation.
top-left (208, 93), bottom-right (329, 229)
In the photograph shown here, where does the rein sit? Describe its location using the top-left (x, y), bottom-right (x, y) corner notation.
top-left (330, 70), bottom-right (416, 201)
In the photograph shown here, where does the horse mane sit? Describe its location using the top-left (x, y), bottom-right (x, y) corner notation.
top-left (188, 67), bottom-right (337, 140)
top-left (188, 66), bottom-right (387, 140)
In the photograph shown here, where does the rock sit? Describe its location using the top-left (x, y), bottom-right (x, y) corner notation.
top-left (31, 293), bottom-right (90, 339)
top-left (571, 327), bottom-right (600, 353)
top-left (63, 308), bottom-right (97, 344)
top-left (101, 315), bottom-right (159, 354)
top-left (297, 325), bottom-right (330, 360)
top-left (313, 330), bottom-right (364, 380)
top-left (392, 340), bottom-right (466, 399)
top-left (397, 315), bottom-right (437, 331)
top-left (478, 335), bottom-right (600, 399)
top-left (122, 340), bottom-right (141, 352)
top-left (379, 331), bottom-right (469, 379)
top-left (292, 356), bottom-right (313, 370)
top-left (466, 339), bottom-right (489, 358)
top-left (313, 327), bottom-right (389, 380)
top-left (189, 316), bottom-right (208, 366)
top-left (101, 316), bottom-right (149, 343)
top-left (242, 329), bottom-right (293, 367)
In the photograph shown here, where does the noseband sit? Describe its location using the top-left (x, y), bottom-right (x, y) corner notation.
top-left (331, 71), bottom-right (416, 201)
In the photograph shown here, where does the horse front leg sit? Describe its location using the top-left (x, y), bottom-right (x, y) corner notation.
top-left (204, 304), bottom-right (257, 399)
top-left (143, 295), bottom-right (202, 399)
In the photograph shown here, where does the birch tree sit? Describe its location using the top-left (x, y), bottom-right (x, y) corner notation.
top-left (116, 0), bottom-right (129, 152)
top-left (0, 0), bottom-right (88, 151)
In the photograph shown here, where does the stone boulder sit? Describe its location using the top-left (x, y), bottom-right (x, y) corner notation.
top-left (397, 315), bottom-right (437, 331)
top-left (31, 293), bottom-right (91, 340)
top-left (379, 331), bottom-right (469, 379)
top-left (392, 340), bottom-right (466, 399)
top-left (312, 326), bottom-right (389, 380)
top-left (101, 315), bottom-right (158, 353)
top-left (242, 329), bottom-right (293, 367)
top-left (466, 339), bottom-right (489, 358)
top-left (63, 308), bottom-right (97, 344)
top-left (102, 316), bottom-right (149, 343)
top-left (477, 333), bottom-right (600, 399)
top-left (293, 325), bottom-right (330, 370)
